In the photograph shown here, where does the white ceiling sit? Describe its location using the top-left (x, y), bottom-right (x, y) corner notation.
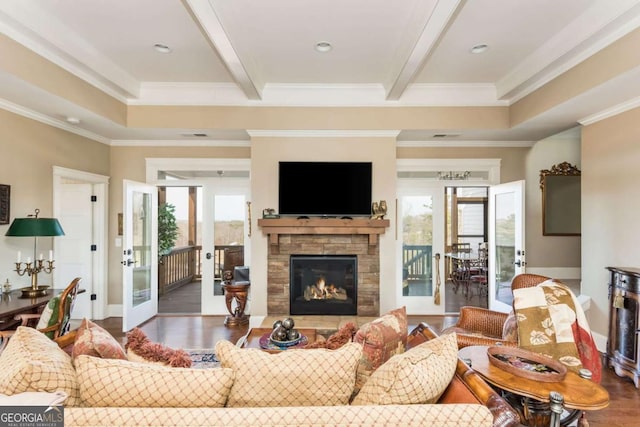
top-left (1, 0), bottom-right (640, 144)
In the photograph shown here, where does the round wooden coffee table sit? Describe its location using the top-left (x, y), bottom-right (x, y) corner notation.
top-left (459, 345), bottom-right (609, 426)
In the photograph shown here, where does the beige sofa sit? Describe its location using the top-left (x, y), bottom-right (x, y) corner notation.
top-left (0, 323), bottom-right (524, 427)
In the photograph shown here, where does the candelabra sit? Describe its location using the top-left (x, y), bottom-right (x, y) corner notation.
top-left (5, 208), bottom-right (65, 298)
top-left (14, 257), bottom-right (56, 298)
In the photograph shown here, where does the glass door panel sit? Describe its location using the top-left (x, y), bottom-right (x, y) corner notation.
top-left (488, 180), bottom-right (525, 312)
top-left (397, 182), bottom-right (444, 314)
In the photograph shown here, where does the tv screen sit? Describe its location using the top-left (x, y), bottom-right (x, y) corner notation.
top-left (278, 161), bottom-right (372, 217)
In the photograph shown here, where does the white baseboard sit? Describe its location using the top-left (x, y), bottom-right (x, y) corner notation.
top-left (592, 330), bottom-right (608, 353)
top-left (107, 304), bottom-right (123, 318)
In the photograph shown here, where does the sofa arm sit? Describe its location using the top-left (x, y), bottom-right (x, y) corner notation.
top-left (408, 323), bottom-right (523, 427)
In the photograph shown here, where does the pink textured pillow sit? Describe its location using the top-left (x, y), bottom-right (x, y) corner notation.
top-left (352, 306), bottom-right (408, 395)
top-left (72, 318), bottom-right (127, 360)
top-left (125, 328), bottom-right (192, 368)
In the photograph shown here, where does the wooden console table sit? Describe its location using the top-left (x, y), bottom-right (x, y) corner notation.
top-left (257, 218), bottom-right (389, 254)
top-left (0, 288), bottom-right (70, 331)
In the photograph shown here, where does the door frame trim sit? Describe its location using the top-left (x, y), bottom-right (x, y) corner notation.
top-left (52, 166), bottom-right (109, 320)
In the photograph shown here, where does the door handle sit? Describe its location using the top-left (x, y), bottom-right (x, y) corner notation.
top-left (206, 252), bottom-right (212, 260)
top-left (121, 259), bottom-right (135, 266)
top-left (514, 260), bottom-right (527, 267)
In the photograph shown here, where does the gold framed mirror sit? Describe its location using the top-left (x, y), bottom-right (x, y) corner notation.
top-left (540, 162), bottom-right (581, 236)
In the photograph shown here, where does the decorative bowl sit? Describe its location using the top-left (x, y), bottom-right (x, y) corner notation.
top-left (487, 346), bottom-right (567, 382)
top-left (269, 332), bottom-right (302, 348)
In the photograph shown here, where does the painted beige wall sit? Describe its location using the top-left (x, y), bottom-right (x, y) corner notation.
top-left (525, 128), bottom-right (581, 275)
top-left (250, 136), bottom-right (397, 316)
top-left (0, 109), bottom-right (110, 287)
top-left (582, 106), bottom-right (640, 339)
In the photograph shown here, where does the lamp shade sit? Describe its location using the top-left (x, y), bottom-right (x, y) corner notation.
top-left (5, 217), bottom-right (65, 237)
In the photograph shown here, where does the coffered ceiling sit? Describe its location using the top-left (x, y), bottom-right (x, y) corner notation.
top-left (1, 0), bottom-right (640, 145)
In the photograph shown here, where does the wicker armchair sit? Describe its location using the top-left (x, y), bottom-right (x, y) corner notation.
top-left (444, 273), bottom-right (550, 349)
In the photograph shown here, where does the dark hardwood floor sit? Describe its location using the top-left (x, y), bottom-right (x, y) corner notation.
top-left (93, 314), bottom-right (639, 427)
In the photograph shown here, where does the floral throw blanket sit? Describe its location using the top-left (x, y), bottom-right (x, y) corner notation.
top-left (512, 279), bottom-right (601, 382)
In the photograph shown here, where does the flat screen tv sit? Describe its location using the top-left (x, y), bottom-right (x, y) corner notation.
top-left (278, 161), bottom-right (372, 217)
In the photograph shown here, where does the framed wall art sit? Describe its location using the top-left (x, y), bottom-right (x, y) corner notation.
top-left (0, 184), bottom-right (9, 225)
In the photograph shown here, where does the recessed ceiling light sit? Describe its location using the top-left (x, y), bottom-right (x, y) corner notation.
top-left (470, 44), bottom-right (488, 54)
top-left (154, 43), bottom-right (172, 54)
top-left (66, 116), bottom-right (80, 124)
top-left (315, 41), bottom-right (332, 53)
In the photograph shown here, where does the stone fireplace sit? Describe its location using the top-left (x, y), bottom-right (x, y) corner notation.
top-left (289, 254), bottom-right (358, 315)
top-left (259, 218), bottom-right (389, 317)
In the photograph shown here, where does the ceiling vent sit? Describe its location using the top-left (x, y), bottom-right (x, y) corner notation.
top-left (432, 134), bottom-right (461, 139)
top-left (181, 133), bottom-right (208, 137)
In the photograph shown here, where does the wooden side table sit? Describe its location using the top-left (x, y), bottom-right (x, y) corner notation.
top-left (459, 345), bottom-right (609, 426)
top-left (221, 282), bottom-right (250, 326)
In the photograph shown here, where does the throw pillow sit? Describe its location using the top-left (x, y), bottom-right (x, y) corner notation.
top-left (352, 306), bottom-right (408, 395)
top-left (215, 339), bottom-right (362, 407)
top-left (35, 295), bottom-right (61, 339)
top-left (75, 355), bottom-right (233, 407)
top-left (502, 310), bottom-right (519, 342)
top-left (0, 326), bottom-right (79, 406)
top-left (72, 318), bottom-right (127, 361)
top-left (125, 327), bottom-right (192, 368)
top-left (304, 322), bottom-right (357, 349)
top-left (351, 332), bottom-right (458, 405)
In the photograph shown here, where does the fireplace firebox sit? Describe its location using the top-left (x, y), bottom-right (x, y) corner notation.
top-left (289, 255), bottom-right (357, 315)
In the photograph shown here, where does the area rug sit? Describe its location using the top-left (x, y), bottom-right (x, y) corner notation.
top-left (188, 350), bottom-right (220, 369)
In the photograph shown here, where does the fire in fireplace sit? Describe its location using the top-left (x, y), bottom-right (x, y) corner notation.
top-left (289, 255), bottom-right (357, 315)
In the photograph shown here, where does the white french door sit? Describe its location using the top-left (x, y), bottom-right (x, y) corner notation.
top-left (200, 178), bottom-right (251, 315)
top-left (488, 180), bottom-right (525, 313)
top-left (122, 180), bottom-right (158, 331)
top-left (396, 181), bottom-right (445, 314)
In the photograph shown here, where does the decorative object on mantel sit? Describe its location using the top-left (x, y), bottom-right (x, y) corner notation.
top-left (0, 184), bottom-right (9, 225)
top-left (539, 161), bottom-right (581, 236)
top-left (262, 208), bottom-right (280, 219)
top-left (5, 208), bottom-right (65, 298)
top-left (437, 171), bottom-right (470, 180)
top-left (371, 200), bottom-right (387, 220)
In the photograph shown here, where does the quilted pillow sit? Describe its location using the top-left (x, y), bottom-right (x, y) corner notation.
top-left (215, 339), bottom-right (362, 407)
top-left (75, 355), bottom-right (233, 407)
top-left (352, 306), bottom-right (408, 394)
top-left (0, 326), bottom-right (79, 406)
top-left (351, 332), bottom-right (458, 405)
top-left (72, 318), bottom-right (127, 360)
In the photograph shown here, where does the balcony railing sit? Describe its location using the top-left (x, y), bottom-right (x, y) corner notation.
top-left (158, 245), bottom-right (244, 296)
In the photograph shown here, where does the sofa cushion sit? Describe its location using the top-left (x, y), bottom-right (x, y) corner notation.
top-left (352, 306), bottom-right (407, 394)
top-left (72, 318), bottom-right (127, 361)
top-left (351, 332), bottom-right (458, 405)
top-left (502, 310), bottom-right (519, 342)
top-left (0, 326), bottom-right (79, 406)
top-left (215, 339), bottom-right (362, 407)
top-left (74, 355), bottom-right (233, 407)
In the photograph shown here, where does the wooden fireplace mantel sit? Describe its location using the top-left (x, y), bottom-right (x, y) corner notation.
top-left (257, 217), bottom-right (390, 248)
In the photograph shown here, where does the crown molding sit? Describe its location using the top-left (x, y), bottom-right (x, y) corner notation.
top-left (0, 98), bottom-right (110, 144)
top-left (397, 140), bottom-right (534, 148)
top-left (497, 0), bottom-right (640, 102)
top-left (132, 82), bottom-right (248, 105)
top-left (110, 139), bottom-right (250, 147)
top-left (247, 130), bottom-right (401, 138)
top-left (0, 2), bottom-right (138, 100)
top-left (579, 95), bottom-right (640, 125)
